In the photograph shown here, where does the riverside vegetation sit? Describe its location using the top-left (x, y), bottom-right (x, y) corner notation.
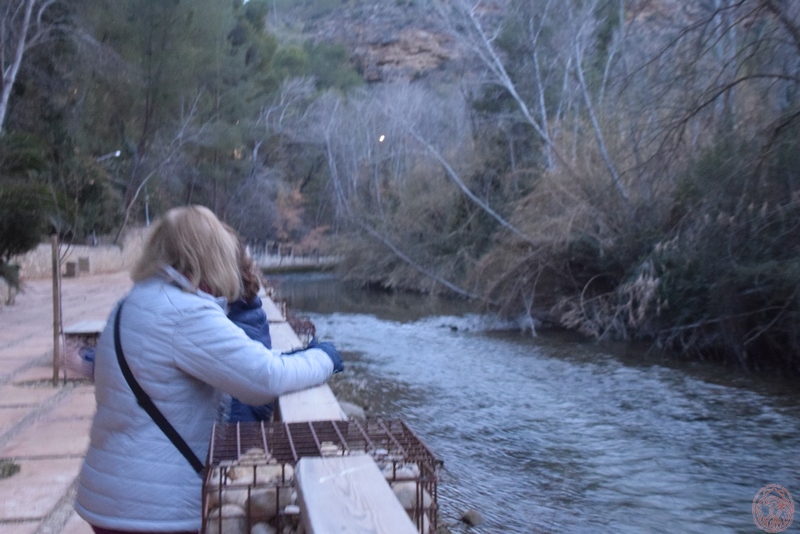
top-left (0, 0), bottom-right (798, 373)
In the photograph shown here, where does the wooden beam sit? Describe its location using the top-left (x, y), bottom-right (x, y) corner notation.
top-left (63, 320), bottom-right (106, 335)
top-left (269, 322), bottom-right (303, 353)
top-left (295, 455), bottom-right (418, 534)
top-left (52, 235), bottom-right (61, 386)
top-left (277, 384), bottom-right (345, 423)
top-left (268, 307), bottom-right (345, 423)
top-left (261, 297), bottom-right (285, 323)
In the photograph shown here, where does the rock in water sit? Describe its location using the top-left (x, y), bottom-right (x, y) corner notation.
top-left (460, 509), bottom-right (484, 526)
top-left (392, 481), bottom-right (432, 510)
top-left (339, 400), bottom-right (366, 419)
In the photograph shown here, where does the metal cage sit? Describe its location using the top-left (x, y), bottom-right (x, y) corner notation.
top-left (202, 419), bottom-right (440, 533)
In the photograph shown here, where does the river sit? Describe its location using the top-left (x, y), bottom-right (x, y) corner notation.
top-left (269, 272), bottom-right (800, 534)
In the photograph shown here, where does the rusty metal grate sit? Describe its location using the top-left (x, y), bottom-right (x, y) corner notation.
top-left (208, 418), bottom-right (440, 467)
top-left (203, 418), bottom-right (440, 533)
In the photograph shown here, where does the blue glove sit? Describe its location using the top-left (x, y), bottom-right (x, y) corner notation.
top-left (308, 337), bottom-right (344, 374)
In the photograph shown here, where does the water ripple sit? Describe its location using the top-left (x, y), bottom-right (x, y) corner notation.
top-left (279, 287), bottom-right (800, 534)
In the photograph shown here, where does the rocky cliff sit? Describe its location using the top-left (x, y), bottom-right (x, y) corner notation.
top-left (274, 0), bottom-right (465, 83)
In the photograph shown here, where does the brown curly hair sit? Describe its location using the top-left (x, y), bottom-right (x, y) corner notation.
top-left (238, 247), bottom-right (261, 301)
top-left (222, 223), bottom-right (261, 302)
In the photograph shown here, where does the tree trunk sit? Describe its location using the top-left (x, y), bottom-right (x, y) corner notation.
top-left (0, 0), bottom-right (37, 135)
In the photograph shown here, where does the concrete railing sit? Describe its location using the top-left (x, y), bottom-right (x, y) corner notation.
top-left (252, 252), bottom-right (340, 273)
top-left (266, 294), bottom-right (426, 534)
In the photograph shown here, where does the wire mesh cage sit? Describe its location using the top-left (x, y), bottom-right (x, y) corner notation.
top-left (202, 419), bottom-right (441, 534)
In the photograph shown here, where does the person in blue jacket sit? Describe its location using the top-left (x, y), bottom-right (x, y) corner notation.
top-left (226, 232), bottom-right (275, 422)
top-left (75, 206), bottom-right (342, 534)
top-left (224, 230), bottom-right (344, 423)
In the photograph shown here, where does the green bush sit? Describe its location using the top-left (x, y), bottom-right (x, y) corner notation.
top-left (304, 41), bottom-right (363, 91)
top-left (0, 459), bottom-right (20, 480)
top-left (0, 133), bottom-right (53, 264)
top-left (652, 132), bottom-right (800, 370)
top-left (654, 203), bottom-right (800, 370)
top-left (0, 181), bottom-right (53, 262)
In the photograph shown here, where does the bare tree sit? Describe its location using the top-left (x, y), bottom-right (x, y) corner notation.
top-left (113, 94), bottom-right (212, 242)
top-left (0, 0), bottom-right (64, 134)
top-left (249, 77), bottom-right (316, 173)
top-left (307, 82), bottom-right (489, 296)
top-left (322, 86), bottom-right (477, 298)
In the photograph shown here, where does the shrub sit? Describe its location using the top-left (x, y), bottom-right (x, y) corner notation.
top-left (0, 181), bottom-right (53, 262)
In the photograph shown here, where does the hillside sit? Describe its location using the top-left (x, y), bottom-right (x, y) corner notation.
top-left (269, 0), bottom-right (466, 83)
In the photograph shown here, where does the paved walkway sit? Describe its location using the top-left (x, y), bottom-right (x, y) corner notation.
top-left (0, 269), bottom-right (416, 534)
top-left (0, 272), bottom-right (132, 534)
top-left (0, 271), bottom-right (304, 534)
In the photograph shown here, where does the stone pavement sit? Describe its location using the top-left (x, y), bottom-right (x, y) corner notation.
top-left (0, 272), bottom-right (303, 534)
top-left (0, 269), bottom-right (395, 534)
top-left (0, 272), bottom-right (132, 534)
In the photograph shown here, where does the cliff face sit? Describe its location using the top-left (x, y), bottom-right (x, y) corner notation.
top-left (283, 0), bottom-right (463, 83)
top-left (300, 0), bottom-right (690, 84)
top-left (351, 27), bottom-right (456, 82)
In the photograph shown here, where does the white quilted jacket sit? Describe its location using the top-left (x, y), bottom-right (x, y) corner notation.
top-left (75, 275), bottom-right (333, 531)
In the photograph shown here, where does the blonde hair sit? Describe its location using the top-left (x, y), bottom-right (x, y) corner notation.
top-left (131, 205), bottom-right (242, 301)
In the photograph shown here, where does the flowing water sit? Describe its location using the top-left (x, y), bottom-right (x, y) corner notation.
top-left (270, 272), bottom-right (800, 534)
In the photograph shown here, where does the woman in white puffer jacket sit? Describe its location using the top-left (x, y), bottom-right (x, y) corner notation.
top-left (75, 206), bottom-right (342, 534)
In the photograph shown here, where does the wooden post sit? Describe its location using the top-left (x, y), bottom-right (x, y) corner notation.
top-left (295, 456), bottom-right (419, 534)
top-left (52, 234), bottom-right (61, 386)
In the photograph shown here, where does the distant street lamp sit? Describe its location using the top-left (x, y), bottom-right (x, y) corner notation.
top-left (95, 150), bottom-right (123, 239)
top-left (96, 150), bottom-right (121, 162)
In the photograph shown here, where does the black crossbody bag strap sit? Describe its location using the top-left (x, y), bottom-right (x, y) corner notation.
top-left (113, 301), bottom-right (205, 475)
